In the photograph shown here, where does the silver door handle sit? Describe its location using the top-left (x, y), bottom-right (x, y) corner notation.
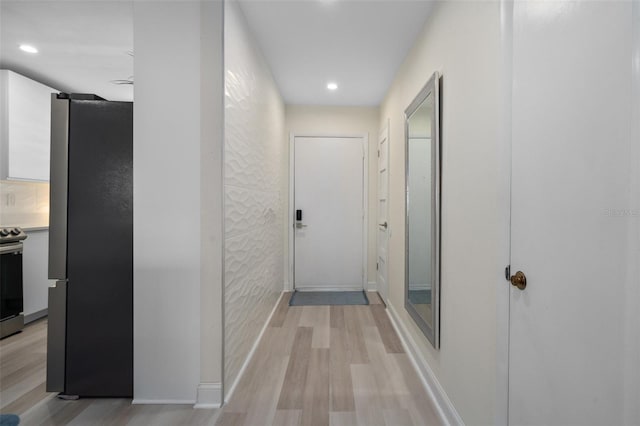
top-left (379, 222), bottom-right (388, 229)
top-left (295, 223), bottom-right (307, 229)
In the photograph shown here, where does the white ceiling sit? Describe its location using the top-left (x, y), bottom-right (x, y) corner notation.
top-left (0, 0), bottom-right (433, 106)
top-left (0, 1), bottom-right (133, 102)
top-left (238, 0), bottom-right (434, 106)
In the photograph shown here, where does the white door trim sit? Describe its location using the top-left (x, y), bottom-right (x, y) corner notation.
top-left (497, 0), bottom-right (513, 424)
top-left (376, 119), bottom-right (390, 304)
top-left (627, 5), bottom-right (640, 425)
top-left (288, 132), bottom-right (369, 292)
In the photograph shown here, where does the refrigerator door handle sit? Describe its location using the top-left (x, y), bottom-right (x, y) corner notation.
top-left (48, 94), bottom-right (69, 280)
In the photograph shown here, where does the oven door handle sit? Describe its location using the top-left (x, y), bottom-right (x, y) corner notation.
top-left (0, 243), bottom-right (23, 254)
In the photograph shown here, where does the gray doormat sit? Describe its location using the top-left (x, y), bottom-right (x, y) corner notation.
top-left (289, 290), bottom-right (369, 306)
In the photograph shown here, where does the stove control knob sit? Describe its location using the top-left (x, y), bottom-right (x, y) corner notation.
top-left (11, 228), bottom-right (21, 235)
top-left (0, 229), bottom-right (9, 237)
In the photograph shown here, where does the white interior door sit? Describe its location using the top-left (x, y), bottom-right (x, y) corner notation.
top-left (509, 2), bottom-right (636, 425)
top-left (376, 122), bottom-right (390, 303)
top-left (294, 136), bottom-right (365, 291)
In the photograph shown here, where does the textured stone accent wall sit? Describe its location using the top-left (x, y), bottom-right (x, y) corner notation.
top-left (224, 1), bottom-right (286, 390)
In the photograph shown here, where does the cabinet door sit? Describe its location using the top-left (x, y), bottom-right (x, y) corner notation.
top-left (2, 70), bottom-right (55, 181)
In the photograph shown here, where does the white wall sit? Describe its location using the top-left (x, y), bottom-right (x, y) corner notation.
top-left (285, 105), bottom-right (379, 286)
top-left (199, 0), bottom-right (225, 407)
top-left (626, 5), bottom-right (640, 424)
top-left (379, 2), bottom-right (506, 424)
top-left (224, 0), bottom-right (287, 392)
top-left (134, 1), bottom-right (223, 403)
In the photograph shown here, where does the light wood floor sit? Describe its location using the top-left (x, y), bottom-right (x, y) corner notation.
top-left (1, 318), bottom-right (51, 416)
top-left (217, 292), bottom-right (442, 426)
top-left (18, 398), bottom-right (218, 425)
top-left (0, 319), bottom-right (218, 425)
top-left (1, 292), bottom-right (441, 426)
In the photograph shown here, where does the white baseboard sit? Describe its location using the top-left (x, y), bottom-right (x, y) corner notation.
top-left (25, 308), bottom-right (48, 324)
top-left (224, 291), bottom-right (284, 404)
top-left (194, 382), bottom-right (222, 409)
top-left (366, 281), bottom-right (377, 291)
top-left (386, 302), bottom-right (464, 426)
top-left (132, 399), bottom-right (196, 405)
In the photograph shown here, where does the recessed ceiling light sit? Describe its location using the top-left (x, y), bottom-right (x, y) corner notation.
top-left (19, 44), bottom-right (38, 54)
top-left (327, 82), bottom-right (338, 91)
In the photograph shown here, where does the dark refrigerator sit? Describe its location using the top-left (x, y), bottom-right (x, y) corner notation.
top-left (47, 93), bottom-right (133, 397)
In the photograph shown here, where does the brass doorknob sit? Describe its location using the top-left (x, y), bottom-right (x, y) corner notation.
top-left (510, 271), bottom-right (527, 290)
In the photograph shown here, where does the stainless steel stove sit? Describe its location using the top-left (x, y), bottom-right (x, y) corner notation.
top-left (0, 226), bottom-right (28, 338)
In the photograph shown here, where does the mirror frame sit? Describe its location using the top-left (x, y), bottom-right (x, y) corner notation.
top-left (404, 71), bottom-right (441, 349)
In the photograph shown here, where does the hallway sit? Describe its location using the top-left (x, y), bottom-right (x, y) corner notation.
top-left (218, 292), bottom-right (442, 426)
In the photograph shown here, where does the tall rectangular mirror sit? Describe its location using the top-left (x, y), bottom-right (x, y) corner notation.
top-left (405, 71), bottom-right (441, 349)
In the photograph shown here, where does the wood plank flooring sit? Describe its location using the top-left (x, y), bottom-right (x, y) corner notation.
top-left (0, 319), bottom-right (219, 425)
top-left (0, 318), bottom-right (51, 416)
top-left (218, 292), bottom-right (442, 426)
top-left (1, 292), bottom-right (441, 425)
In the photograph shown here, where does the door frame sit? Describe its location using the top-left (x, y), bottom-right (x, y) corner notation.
top-left (496, 0), bottom-right (513, 425)
top-left (376, 120), bottom-right (390, 304)
top-left (287, 132), bottom-right (369, 292)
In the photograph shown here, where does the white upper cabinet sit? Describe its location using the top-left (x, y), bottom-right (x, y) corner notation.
top-left (0, 70), bottom-right (57, 181)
